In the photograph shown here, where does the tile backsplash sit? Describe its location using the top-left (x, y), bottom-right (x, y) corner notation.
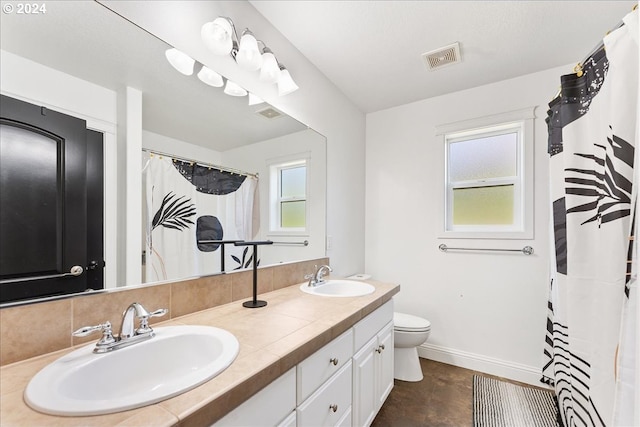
top-left (0, 258), bottom-right (328, 366)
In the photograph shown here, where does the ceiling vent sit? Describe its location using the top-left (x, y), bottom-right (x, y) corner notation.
top-left (422, 42), bottom-right (462, 71)
top-left (256, 107), bottom-right (282, 119)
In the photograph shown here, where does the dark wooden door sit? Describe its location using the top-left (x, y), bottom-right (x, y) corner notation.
top-left (0, 95), bottom-right (103, 302)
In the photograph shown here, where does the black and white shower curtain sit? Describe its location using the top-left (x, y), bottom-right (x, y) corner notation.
top-left (143, 155), bottom-right (259, 282)
top-left (542, 8), bottom-right (638, 427)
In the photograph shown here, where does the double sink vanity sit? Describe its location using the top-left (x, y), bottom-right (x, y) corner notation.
top-left (0, 272), bottom-right (399, 426)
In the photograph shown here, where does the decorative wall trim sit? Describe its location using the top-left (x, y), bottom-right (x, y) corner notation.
top-left (417, 342), bottom-right (551, 388)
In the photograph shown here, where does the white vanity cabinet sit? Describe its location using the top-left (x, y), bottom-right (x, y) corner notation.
top-left (211, 300), bottom-right (394, 427)
top-left (352, 302), bottom-right (394, 427)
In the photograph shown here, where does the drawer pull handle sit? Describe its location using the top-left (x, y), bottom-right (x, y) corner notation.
top-left (329, 357), bottom-right (339, 366)
top-left (329, 404), bottom-right (338, 413)
top-left (376, 344), bottom-right (385, 353)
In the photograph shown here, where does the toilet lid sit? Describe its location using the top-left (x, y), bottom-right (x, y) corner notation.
top-left (394, 312), bottom-right (431, 332)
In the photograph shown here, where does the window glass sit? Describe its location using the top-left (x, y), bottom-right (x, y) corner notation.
top-left (452, 185), bottom-right (514, 225)
top-left (269, 159), bottom-right (308, 232)
top-left (281, 200), bottom-right (306, 228)
top-left (281, 166), bottom-right (306, 198)
top-left (449, 132), bottom-right (517, 181)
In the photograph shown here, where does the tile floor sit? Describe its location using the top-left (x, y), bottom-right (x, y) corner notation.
top-left (371, 358), bottom-right (547, 427)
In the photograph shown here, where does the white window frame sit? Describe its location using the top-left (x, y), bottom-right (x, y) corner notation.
top-left (436, 107), bottom-right (535, 239)
top-left (268, 156), bottom-right (310, 236)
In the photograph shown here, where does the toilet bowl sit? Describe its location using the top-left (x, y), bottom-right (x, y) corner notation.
top-left (393, 312), bottom-right (431, 382)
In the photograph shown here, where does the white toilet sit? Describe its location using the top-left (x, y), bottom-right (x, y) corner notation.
top-left (393, 312), bottom-right (431, 382)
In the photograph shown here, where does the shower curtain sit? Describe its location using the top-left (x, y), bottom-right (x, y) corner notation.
top-left (542, 8), bottom-right (638, 427)
top-left (143, 155), bottom-right (259, 282)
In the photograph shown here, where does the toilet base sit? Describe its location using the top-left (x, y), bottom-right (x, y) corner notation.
top-left (393, 346), bottom-right (423, 382)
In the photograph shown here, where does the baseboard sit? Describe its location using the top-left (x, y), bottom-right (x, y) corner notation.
top-left (417, 343), bottom-right (552, 389)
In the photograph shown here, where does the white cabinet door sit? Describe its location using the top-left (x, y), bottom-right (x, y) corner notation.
top-left (352, 320), bottom-right (395, 427)
top-left (352, 336), bottom-right (378, 427)
top-left (376, 321), bottom-right (394, 409)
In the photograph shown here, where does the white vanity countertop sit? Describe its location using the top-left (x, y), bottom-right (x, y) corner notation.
top-left (0, 280), bottom-right (399, 426)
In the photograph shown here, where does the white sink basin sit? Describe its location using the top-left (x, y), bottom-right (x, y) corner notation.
top-left (24, 325), bottom-right (239, 416)
top-left (300, 279), bottom-right (375, 297)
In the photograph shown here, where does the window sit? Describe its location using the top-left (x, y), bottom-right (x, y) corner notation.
top-left (437, 108), bottom-right (534, 239)
top-left (270, 159), bottom-right (308, 233)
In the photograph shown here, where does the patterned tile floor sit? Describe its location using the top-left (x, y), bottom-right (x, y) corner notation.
top-left (372, 358), bottom-right (548, 427)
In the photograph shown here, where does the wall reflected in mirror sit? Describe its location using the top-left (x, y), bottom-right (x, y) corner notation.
top-left (0, 1), bottom-right (326, 305)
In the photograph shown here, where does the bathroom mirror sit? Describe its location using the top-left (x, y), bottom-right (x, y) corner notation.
top-left (0, 1), bottom-right (326, 304)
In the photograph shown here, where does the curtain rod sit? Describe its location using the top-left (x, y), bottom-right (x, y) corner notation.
top-left (142, 148), bottom-right (258, 179)
top-left (578, 5), bottom-right (635, 73)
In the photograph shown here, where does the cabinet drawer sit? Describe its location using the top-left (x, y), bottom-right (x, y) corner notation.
top-left (212, 368), bottom-right (295, 427)
top-left (297, 361), bottom-right (352, 427)
top-left (353, 300), bottom-right (393, 351)
top-left (297, 328), bottom-right (353, 403)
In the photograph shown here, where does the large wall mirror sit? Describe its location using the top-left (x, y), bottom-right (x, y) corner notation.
top-left (0, 1), bottom-right (326, 305)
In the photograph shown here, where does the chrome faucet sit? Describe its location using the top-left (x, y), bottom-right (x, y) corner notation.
top-left (73, 302), bottom-right (168, 353)
top-left (305, 264), bottom-right (333, 287)
top-left (120, 302), bottom-right (151, 339)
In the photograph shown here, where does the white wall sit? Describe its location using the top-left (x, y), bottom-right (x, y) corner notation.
top-left (365, 64), bottom-right (570, 385)
top-left (223, 129), bottom-right (327, 266)
top-left (102, 1), bottom-right (366, 278)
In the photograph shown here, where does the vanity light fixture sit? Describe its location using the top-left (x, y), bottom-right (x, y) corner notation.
top-left (236, 30), bottom-right (263, 71)
top-left (258, 48), bottom-right (280, 84)
top-left (165, 48), bottom-right (195, 76)
top-left (277, 66), bottom-right (299, 96)
top-left (197, 66), bottom-right (224, 87)
top-left (248, 92), bottom-right (265, 105)
top-left (201, 17), bottom-right (234, 55)
top-left (224, 80), bottom-right (248, 97)
top-left (200, 16), bottom-right (298, 95)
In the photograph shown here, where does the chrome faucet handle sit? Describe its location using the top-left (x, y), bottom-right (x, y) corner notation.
top-left (72, 321), bottom-right (116, 349)
top-left (136, 308), bottom-right (168, 334)
top-left (73, 321), bottom-right (112, 337)
top-left (305, 270), bottom-right (317, 287)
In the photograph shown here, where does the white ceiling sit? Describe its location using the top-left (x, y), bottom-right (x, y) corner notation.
top-left (251, 1), bottom-right (637, 113)
top-left (1, 0), bottom-right (636, 148)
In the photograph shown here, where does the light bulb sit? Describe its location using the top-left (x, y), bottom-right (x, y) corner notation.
top-left (277, 68), bottom-right (299, 96)
top-left (164, 48), bottom-right (195, 76)
top-left (201, 17), bottom-right (233, 55)
top-left (197, 66), bottom-right (224, 87)
top-left (259, 51), bottom-right (280, 84)
top-left (237, 31), bottom-right (263, 71)
top-left (224, 80), bottom-right (248, 97)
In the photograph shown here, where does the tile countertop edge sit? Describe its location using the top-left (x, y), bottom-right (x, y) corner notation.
top-left (0, 280), bottom-right (400, 427)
